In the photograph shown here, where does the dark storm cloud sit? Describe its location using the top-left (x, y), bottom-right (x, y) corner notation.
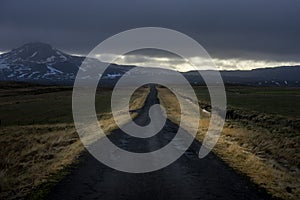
top-left (0, 0), bottom-right (300, 62)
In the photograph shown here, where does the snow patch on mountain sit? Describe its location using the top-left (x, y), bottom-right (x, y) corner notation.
top-left (106, 73), bottom-right (122, 79)
top-left (47, 66), bottom-right (63, 74)
top-left (30, 52), bottom-right (38, 58)
top-left (46, 56), bottom-right (55, 62)
top-left (28, 72), bottom-right (40, 78)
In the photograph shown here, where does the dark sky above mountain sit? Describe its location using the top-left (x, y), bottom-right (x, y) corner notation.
top-left (0, 0), bottom-right (299, 70)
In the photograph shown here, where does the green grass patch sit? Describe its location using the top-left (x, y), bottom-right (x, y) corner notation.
top-left (194, 86), bottom-right (300, 119)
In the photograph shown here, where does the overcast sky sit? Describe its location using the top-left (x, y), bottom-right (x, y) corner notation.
top-left (0, 0), bottom-right (300, 70)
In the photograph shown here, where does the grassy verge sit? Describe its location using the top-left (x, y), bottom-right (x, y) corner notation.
top-left (0, 84), bottom-right (149, 200)
top-left (157, 86), bottom-right (300, 200)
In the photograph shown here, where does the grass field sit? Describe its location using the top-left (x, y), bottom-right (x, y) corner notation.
top-left (157, 86), bottom-right (300, 200)
top-left (0, 83), bottom-right (149, 200)
top-left (0, 86), bottom-right (129, 126)
top-left (194, 86), bottom-right (300, 119)
top-left (1, 83), bottom-right (299, 199)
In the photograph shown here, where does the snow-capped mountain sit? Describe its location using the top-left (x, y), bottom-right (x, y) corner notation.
top-left (0, 42), bottom-right (77, 83)
top-left (0, 42), bottom-right (132, 85)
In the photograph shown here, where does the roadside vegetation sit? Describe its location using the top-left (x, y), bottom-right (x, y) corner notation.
top-left (157, 85), bottom-right (300, 200)
top-left (0, 82), bottom-right (149, 200)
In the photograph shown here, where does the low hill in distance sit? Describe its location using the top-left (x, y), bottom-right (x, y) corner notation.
top-left (0, 42), bottom-right (299, 87)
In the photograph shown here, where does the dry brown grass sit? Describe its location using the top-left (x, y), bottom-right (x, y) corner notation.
top-left (0, 124), bottom-right (82, 199)
top-left (0, 86), bottom-right (149, 200)
top-left (157, 87), bottom-right (300, 200)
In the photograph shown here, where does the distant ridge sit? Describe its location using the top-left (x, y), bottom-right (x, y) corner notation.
top-left (0, 42), bottom-right (299, 86)
top-left (184, 65), bottom-right (300, 86)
